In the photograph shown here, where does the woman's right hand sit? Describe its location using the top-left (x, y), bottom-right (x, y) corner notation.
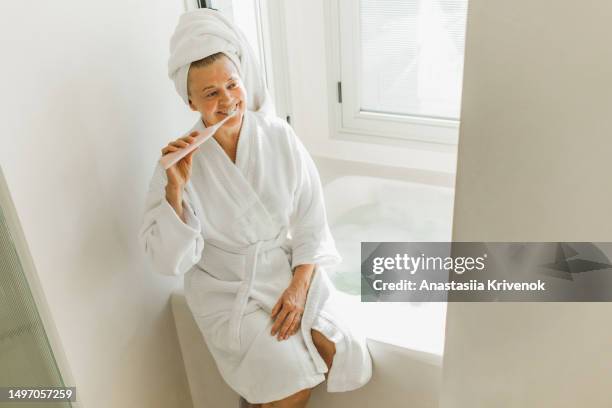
top-left (161, 131), bottom-right (200, 188)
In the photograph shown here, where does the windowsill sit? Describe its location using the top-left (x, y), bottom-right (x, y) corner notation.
top-left (306, 132), bottom-right (458, 174)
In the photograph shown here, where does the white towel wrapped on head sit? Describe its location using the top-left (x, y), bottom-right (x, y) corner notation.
top-left (168, 8), bottom-right (273, 115)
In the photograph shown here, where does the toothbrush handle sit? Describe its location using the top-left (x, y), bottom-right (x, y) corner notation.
top-left (160, 137), bottom-right (201, 170)
top-left (159, 115), bottom-right (233, 170)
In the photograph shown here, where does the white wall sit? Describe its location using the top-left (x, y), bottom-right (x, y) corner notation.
top-left (443, 0), bottom-right (612, 406)
top-left (0, 1), bottom-right (199, 407)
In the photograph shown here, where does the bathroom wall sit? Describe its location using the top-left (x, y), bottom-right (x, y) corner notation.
top-left (0, 1), bottom-right (200, 407)
top-left (443, 0), bottom-right (612, 407)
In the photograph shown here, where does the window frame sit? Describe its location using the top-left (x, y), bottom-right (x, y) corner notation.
top-left (328, 0), bottom-right (461, 146)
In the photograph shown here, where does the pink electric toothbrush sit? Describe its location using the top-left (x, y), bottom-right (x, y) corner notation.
top-left (159, 110), bottom-right (237, 170)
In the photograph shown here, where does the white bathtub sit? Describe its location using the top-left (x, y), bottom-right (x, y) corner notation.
top-left (323, 175), bottom-right (454, 356)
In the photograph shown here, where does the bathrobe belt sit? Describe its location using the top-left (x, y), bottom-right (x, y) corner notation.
top-left (203, 228), bottom-right (290, 352)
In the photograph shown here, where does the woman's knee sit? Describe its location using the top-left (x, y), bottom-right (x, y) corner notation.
top-left (287, 388), bottom-right (311, 405)
top-left (311, 329), bottom-right (336, 368)
top-left (262, 388), bottom-right (311, 407)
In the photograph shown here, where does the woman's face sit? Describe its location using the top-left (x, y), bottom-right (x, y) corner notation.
top-left (188, 55), bottom-right (247, 132)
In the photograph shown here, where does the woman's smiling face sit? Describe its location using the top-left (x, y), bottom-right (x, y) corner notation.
top-left (187, 54), bottom-right (246, 132)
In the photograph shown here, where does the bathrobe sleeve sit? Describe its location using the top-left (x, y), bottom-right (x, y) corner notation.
top-left (138, 162), bottom-right (205, 276)
top-left (286, 125), bottom-right (342, 271)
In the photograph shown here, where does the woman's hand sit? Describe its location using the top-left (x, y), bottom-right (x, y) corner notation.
top-left (270, 280), bottom-right (308, 341)
top-left (270, 264), bottom-right (315, 341)
top-left (161, 131), bottom-right (200, 189)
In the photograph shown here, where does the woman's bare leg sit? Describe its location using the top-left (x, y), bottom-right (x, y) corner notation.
top-left (260, 388), bottom-right (311, 408)
top-left (311, 329), bottom-right (336, 375)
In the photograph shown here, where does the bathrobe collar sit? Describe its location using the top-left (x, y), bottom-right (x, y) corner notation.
top-left (193, 111), bottom-right (253, 179)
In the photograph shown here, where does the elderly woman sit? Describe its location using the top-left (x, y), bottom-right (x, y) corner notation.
top-left (139, 9), bottom-right (371, 408)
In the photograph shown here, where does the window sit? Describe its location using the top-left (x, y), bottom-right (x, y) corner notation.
top-left (331, 0), bottom-right (469, 144)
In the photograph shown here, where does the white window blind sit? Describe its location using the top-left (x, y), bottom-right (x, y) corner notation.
top-left (359, 0), bottom-right (468, 120)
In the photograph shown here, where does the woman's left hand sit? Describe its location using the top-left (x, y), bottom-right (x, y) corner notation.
top-left (270, 280), bottom-right (309, 341)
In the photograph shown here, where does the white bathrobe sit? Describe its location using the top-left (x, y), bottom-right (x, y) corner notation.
top-left (139, 111), bottom-right (372, 403)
